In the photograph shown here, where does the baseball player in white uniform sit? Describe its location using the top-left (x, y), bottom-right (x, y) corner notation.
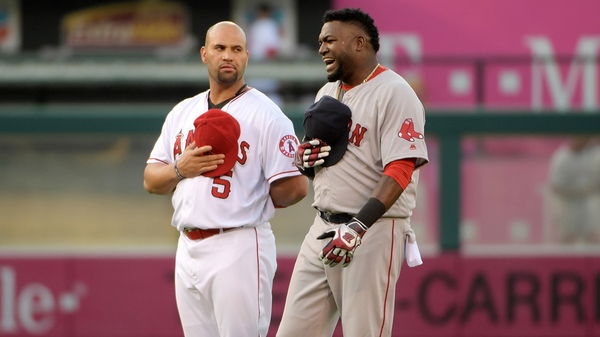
top-left (143, 21), bottom-right (307, 337)
top-left (277, 9), bottom-right (428, 337)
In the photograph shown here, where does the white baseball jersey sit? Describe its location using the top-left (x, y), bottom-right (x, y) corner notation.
top-left (149, 87), bottom-right (298, 337)
top-left (147, 88), bottom-right (301, 230)
top-left (313, 68), bottom-right (429, 218)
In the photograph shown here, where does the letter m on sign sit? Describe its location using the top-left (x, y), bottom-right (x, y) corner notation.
top-left (525, 36), bottom-right (600, 111)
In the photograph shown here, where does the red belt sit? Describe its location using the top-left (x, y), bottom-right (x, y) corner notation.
top-left (182, 227), bottom-right (235, 240)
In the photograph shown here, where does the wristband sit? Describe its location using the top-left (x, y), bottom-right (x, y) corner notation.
top-left (298, 166), bottom-right (315, 179)
top-left (174, 161), bottom-right (186, 180)
top-left (354, 197), bottom-right (386, 228)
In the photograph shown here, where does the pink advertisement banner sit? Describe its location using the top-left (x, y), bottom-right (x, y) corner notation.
top-left (0, 255), bottom-right (599, 337)
top-left (334, 0), bottom-right (600, 110)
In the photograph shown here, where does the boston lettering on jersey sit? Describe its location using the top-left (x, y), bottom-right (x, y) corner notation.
top-left (349, 122), bottom-right (367, 147)
top-left (347, 118), bottom-right (425, 148)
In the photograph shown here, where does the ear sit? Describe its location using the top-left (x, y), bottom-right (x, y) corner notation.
top-left (200, 46), bottom-right (207, 64)
top-left (355, 35), bottom-right (367, 52)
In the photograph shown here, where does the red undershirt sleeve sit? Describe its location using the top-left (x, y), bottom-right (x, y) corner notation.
top-left (383, 158), bottom-right (417, 190)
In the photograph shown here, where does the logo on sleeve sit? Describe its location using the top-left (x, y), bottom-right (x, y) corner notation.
top-left (279, 135), bottom-right (299, 158)
top-left (398, 118), bottom-right (423, 142)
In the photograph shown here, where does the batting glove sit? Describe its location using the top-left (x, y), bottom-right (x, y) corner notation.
top-left (295, 139), bottom-right (331, 169)
top-left (317, 218), bottom-right (368, 267)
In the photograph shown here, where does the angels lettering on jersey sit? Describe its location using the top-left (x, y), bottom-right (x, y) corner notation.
top-left (173, 128), bottom-right (251, 167)
top-left (172, 128), bottom-right (299, 174)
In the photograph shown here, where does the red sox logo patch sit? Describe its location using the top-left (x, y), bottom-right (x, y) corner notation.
top-left (398, 118), bottom-right (423, 143)
top-left (279, 135), bottom-right (298, 158)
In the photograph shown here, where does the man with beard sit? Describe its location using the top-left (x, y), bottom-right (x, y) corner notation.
top-left (144, 21), bottom-right (307, 337)
top-left (277, 9), bottom-right (429, 337)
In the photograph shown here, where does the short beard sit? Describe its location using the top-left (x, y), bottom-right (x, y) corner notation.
top-left (217, 71), bottom-right (239, 85)
top-left (327, 64), bottom-right (344, 82)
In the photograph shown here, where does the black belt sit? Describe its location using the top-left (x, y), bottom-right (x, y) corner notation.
top-left (318, 210), bottom-right (353, 224)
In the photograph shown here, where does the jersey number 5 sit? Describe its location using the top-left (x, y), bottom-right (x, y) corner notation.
top-left (210, 141), bottom-right (249, 199)
top-left (211, 171), bottom-right (233, 199)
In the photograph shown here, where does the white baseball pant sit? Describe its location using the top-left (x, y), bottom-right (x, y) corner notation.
top-left (175, 222), bottom-right (277, 337)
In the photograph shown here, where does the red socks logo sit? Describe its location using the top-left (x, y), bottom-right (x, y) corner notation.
top-left (398, 118), bottom-right (423, 142)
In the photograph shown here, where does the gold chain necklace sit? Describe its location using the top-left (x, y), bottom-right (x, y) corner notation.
top-left (362, 63), bottom-right (380, 83)
top-left (337, 63), bottom-right (380, 100)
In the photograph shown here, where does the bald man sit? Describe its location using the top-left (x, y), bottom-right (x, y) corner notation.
top-left (144, 21), bottom-right (307, 337)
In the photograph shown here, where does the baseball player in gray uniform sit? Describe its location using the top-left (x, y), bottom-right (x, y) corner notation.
top-left (277, 9), bottom-right (428, 337)
top-left (144, 22), bottom-right (307, 337)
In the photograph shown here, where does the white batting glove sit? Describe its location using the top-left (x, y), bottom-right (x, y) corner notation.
top-left (317, 218), bottom-right (368, 267)
top-left (294, 139), bottom-right (331, 169)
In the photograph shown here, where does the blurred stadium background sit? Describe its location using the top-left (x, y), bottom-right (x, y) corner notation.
top-left (1, 0), bottom-right (599, 336)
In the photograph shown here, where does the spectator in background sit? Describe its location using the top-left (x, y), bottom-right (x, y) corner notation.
top-left (548, 136), bottom-right (600, 244)
top-left (248, 3), bottom-right (281, 60)
top-left (247, 3), bottom-right (283, 105)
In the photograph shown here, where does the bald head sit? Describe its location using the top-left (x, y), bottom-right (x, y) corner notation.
top-left (201, 21), bottom-right (249, 89)
top-left (205, 21), bottom-right (247, 48)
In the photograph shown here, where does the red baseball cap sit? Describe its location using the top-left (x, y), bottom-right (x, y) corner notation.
top-left (193, 109), bottom-right (241, 177)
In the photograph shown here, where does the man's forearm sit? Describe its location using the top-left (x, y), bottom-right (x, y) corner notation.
top-left (143, 163), bottom-right (180, 194)
top-left (370, 175), bottom-right (404, 210)
top-left (351, 175), bottom-right (405, 228)
top-left (269, 175), bottom-right (308, 207)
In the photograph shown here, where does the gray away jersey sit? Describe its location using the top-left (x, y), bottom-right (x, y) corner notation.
top-left (312, 69), bottom-right (429, 218)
